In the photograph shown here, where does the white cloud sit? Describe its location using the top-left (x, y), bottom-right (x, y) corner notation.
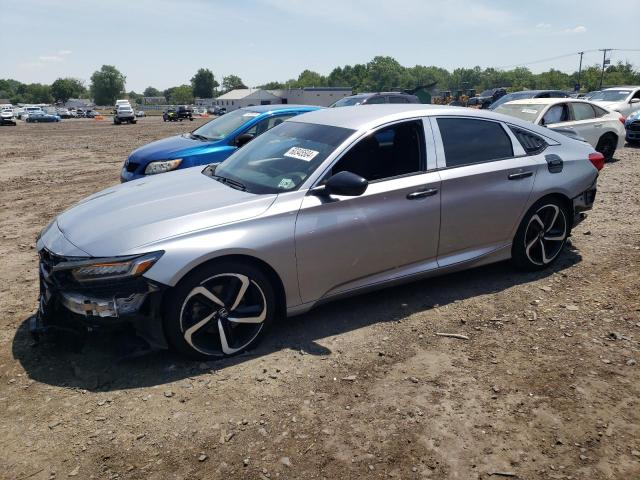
top-left (565, 25), bottom-right (587, 33)
top-left (58, 49), bottom-right (72, 55)
top-left (39, 55), bottom-right (63, 62)
top-left (536, 23), bottom-right (551, 29)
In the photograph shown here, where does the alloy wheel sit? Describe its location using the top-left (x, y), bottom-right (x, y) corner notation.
top-left (179, 273), bottom-right (267, 356)
top-left (523, 204), bottom-right (567, 266)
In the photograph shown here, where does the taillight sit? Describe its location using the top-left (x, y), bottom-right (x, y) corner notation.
top-left (589, 152), bottom-right (605, 171)
top-left (619, 115), bottom-right (626, 124)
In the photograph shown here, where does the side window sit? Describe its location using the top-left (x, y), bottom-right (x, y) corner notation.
top-left (389, 96), bottom-right (409, 104)
top-left (437, 118), bottom-right (513, 167)
top-left (542, 104), bottom-right (569, 125)
top-left (365, 96), bottom-right (386, 104)
top-left (331, 120), bottom-right (424, 181)
top-left (633, 90), bottom-right (640, 100)
top-left (245, 114), bottom-right (294, 136)
top-left (509, 126), bottom-right (548, 155)
top-left (571, 103), bottom-right (595, 121)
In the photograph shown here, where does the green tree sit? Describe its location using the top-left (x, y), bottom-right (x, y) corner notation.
top-left (169, 85), bottom-right (194, 104)
top-left (50, 78), bottom-right (86, 103)
top-left (127, 91), bottom-right (143, 105)
top-left (256, 81), bottom-right (286, 89)
top-left (295, 70), bottom-right (327, 88)
top-left (90, 65), bottom-right (126, 105)
top-left (143, 86), bottom-right (162, 97)
top-left (221, 75), bottom-right (247, 93)
top-left (191, 68), bottom-right (218, 98)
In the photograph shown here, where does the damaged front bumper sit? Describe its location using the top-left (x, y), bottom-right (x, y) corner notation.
top-left (32, 248), bottom-right (170, 349)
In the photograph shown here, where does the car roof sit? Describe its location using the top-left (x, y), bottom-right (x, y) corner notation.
top-left (499, 98), bottom-right (590, 105)
top-left (602, 86), bottom-right (639, 90)
top-left (289, 103), bottom-right (556, 132)
top-left (242, 104), bottom-right (321, 114)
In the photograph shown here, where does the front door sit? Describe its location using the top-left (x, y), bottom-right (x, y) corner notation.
top-left (295, 120), bottom-right (441, 303)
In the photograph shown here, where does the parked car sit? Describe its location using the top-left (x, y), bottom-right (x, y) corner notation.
top-left (330, 92), bottom-right (420, 107)
top-left (35, 104), bottom-right (603, 358)
top-left (21, 106), bottom-right (45, 120)
top-left (136, 110), bottom-right (146, 118)
top-left (163, 108), bottom-right (178, 122)
top-left (176, 105), bottom-right (193, 121)
top-left (122, 105), bottom-right (320, 181)
top-left (624, 110), bottom-right (640, 145)
top-left (0, 107), bottom-right (16, 125)
top-left (494, 98), bottom-right (625, 160)
top-left (215, 106), bottom-right (227, 115)
top-left (467, 88), bottom-right (508, 109)
top-left (85, 110), bottom-right (100, 118)
top-left (75, 109), bottom-right (86, 118)
top-left (56, 108), bottom-right (72, 119)
top-left (113, 105), bottom-right (136, 125)
top-left (588, 87), bottom-right (640, 116)
top-left (25, 111), bottom-right (61, 123)
top-left (488, 90), bottom-right (571, 110)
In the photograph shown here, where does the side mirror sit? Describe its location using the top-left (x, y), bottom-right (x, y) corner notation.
top-left (235, 133), bottom-right (254, 147)
top-left (630, 98), bottom-right (640, 104)
top-left (314, 171), bottom-right (368, 197)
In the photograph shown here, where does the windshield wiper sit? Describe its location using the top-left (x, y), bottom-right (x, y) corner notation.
top-left (189, 133), bottom-right (210, 141)
top-left (212, 174), bottom-right (247, 192)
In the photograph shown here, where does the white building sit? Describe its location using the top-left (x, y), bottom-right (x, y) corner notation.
top-left (209, 87), bottom-right (353, 111)
top-left (212, 89), bottom-right (281, 112)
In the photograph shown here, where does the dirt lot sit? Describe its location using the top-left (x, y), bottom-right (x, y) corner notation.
top-left (0, 117), bottom-right (638, 480)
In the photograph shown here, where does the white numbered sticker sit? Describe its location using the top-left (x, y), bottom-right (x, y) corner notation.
top-left (242, 112), bottom-right (260, 117)
top-left (278, 178), bottom-right (295, 189)
top-left (522, 108), bottom-right (539, 114)
top-left (283, 146), bottom-right (319, 162)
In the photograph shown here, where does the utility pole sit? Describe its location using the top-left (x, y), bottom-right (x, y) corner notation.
top-left (599, 48), bottom-right (611, 89)
top-left (577, 51), bottom-right (584, 92)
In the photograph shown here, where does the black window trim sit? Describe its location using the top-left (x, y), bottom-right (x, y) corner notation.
top-left (434, 116), bottom-right (517, 170)
top-left (314, 117), bottom-right (429, 186)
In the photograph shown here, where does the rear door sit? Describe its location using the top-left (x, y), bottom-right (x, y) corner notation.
top-left (566, 102), bottom-right (601, 147)
top-left (431, 116), bottom-right (537, 266)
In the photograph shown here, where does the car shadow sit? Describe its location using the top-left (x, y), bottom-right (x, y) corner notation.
top-left (12, 249), bottom-right (582, 392)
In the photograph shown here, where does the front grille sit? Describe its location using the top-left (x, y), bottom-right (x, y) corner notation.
top-left (126, 162), bottom-right (139, 173)
top-left (628, 121), bottom-right (640, 132)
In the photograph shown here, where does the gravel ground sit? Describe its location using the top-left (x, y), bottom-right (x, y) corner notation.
top-left (0, 117), bottom-right (638, 480)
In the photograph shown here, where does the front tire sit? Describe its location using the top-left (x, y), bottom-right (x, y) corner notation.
top-left (163, 261), bottom-right (276, 359)
top-left (512, 199), bottom-right (569, 271)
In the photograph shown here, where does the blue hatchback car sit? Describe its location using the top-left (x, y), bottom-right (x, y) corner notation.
top-left (121, 104), bottom-right (320, 182)
top-left (624, 110), bottom-right (640, 145)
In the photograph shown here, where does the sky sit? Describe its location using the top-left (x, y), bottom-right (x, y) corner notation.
top-left (1, 0), bottom-right (639, 92)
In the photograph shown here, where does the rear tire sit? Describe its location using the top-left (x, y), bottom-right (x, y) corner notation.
top-left (163, 261), bottom-right (276, 360)
top-left (512, 198), bottom-right (569, 271)
top-left (596, 133), bottom-right (617, 162)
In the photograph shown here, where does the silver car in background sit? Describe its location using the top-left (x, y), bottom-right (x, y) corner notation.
top-left (34, 105), bottom-right (602, 359)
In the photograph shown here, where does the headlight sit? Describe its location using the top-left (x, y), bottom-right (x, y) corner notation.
top-left (36, 219), bottom-right (56, 242)
top-left (144, 159), bottom-right (182, 175)
top-left (54, 251), bottom-right (164, 282)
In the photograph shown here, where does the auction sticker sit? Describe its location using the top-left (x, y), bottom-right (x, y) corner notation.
top-left (284, 146), bottom-right (319, 162)
top-left (521, 108), bottom-right (539, 114)
top-left (242, 112), bottom-right (260, 117)
top-left (278, 178), bottom-right (295, 189)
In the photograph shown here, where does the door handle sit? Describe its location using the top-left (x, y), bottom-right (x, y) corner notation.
top-left (593, 123), bottom-right (603, 127)
top-left (407, 188), bottom-right (438, 199)
top-left (508, 171), bottom-right (533, 180)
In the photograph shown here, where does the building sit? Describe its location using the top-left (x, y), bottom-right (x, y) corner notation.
top-left (65, 98), bottom-right (94, 108)
top-left (267, 87), bottom-right (352, 106)
top-left (210, 87), bottom-right (353, 111)
top-left (142, 96), bottom-right (167, 105)
top-left (212, 89), bottom-right (282, 112)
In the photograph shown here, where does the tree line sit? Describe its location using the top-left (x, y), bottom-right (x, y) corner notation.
top-left (2, 56), bottom-right (639, 106)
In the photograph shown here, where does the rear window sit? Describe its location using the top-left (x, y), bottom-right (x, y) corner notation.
top-left (437, 118), bottom-right (513, 167)
top-left (494, 103), bottom-right (544, 123)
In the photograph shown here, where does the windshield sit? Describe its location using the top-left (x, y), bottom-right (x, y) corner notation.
top-left (192, 109), bottom-right (261, 140)
top-left (210, 121), bottom-right (354, 194)
top-left (494, 103), bottom-right (544, 123)
top-left (489, 92), bottom-right (535, 109)
top-left (330, 96), bottom-right (367, 108)
top-left (589, 89), bottom-right (631, 102)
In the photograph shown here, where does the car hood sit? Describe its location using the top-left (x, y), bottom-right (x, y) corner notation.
top-left (591, 100), bottom-right (621, 109)
top-left (129, 134), bottom-right (226, 163)
top-left (55, 168), bottom-right (277, 256)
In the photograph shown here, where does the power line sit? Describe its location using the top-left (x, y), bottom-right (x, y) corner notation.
top-left (495, 47), bottom-right (639, 70)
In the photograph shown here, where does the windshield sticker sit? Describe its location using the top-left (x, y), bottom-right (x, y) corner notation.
top-left (521, 108), bottom-right (539, 114)
top-left (283, 146), bottom-right (319, 162)
top-left (242, 112), bottom-right (260, 117)
top-left (278, 178), bottom-right (295, 189)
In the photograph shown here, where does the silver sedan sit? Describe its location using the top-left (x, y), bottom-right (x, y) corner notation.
top-left (34, 105), bottom-right (603, 358)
